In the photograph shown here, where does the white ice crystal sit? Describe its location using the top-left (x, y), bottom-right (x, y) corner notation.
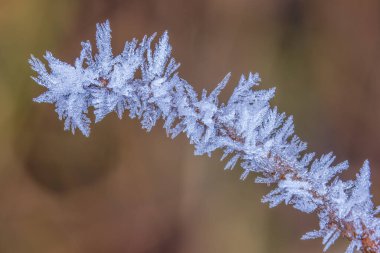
top-left (30, 20), bottom-right (379, 252)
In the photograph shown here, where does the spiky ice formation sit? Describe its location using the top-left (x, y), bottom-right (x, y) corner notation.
top-left (30, 20), bottom-right (380, 252)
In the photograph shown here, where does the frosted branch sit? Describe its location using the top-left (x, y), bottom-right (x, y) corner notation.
top-left (30, 20), bottom-right (380, 253)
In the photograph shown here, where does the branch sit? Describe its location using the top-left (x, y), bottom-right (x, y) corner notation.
top-left (29, 20), bottom-right (380, 253)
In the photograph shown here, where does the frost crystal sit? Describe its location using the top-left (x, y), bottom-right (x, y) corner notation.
top-left (30, 20), bottom-right (380, 252)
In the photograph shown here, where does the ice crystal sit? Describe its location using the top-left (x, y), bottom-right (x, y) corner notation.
top-left (30, 20), bottom-right (380, 252)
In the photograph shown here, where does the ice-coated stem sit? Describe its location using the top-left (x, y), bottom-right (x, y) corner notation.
top-left (30, 20), bottom-right (379, 252)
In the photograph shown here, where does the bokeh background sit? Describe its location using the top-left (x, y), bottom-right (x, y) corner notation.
top-left (0, 0), bottom-right (380, 252)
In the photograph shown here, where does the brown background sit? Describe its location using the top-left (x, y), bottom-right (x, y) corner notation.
top-left (0, 0), bottom-right (379, 252)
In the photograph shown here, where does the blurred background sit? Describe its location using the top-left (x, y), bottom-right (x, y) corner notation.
top-left (0, 0), bottom-right (379, 252)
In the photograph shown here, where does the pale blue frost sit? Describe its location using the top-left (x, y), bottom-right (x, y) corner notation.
top-left (30, 20), bottom-right (380, 253)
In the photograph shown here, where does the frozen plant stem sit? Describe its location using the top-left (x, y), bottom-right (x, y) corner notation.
top-left (30, 20), bottom-right (379, 252)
